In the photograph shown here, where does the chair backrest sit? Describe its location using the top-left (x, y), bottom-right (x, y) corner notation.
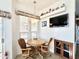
top-left (48, 38), bottom-right (53, 46)
top-left (18, 38), bottom-right (26, 49)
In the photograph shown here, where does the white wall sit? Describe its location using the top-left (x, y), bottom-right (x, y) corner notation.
top-left (39, 0), bottom-right (75, 59)
top-left (0, 0), bottom-right (12, 59)
top-left (12, 10), bottom-right (20, 59)
top-left (12, 0), bottom-right (20, 59)
top-left (12, 1), bottom-right (32, 58)
top-left (39, 0), bottom-right (75, 43)
top-left (0, 0), bottom-right (12, 12)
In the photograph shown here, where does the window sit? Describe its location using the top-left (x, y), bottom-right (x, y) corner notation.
top-left (19, 16), bottom-right (30, 40)
top-left (30, 18), bottom-right (39, 39)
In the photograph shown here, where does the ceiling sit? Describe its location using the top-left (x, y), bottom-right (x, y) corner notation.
top-left (16, 0), bottom-right (59, 15)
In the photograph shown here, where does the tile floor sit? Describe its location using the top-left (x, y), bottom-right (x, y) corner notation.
top-left (15, 52), bottom-right (63, 59)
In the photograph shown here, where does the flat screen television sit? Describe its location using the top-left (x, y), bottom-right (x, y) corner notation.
top-left (49, 14), bottom-right (68, 27)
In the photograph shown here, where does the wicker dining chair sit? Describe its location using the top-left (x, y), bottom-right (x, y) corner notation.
top-left (40, 38), bottom-right (53, 53)
top-left (18, 38), bottom-right (32, 58)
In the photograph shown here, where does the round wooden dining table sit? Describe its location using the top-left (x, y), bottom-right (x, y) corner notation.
top-left (27, 39), bottom-right (45, 46)
top-left (27, 39), bottom-right (45, 59)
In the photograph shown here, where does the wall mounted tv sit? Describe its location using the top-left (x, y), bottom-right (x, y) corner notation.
top-left (49, 14), bottom-right (68, 27)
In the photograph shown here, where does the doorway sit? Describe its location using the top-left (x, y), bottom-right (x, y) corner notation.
top-left (0, 17), bottom-right (12, 59)
top-left (0, 17), bottom-right (3, 59)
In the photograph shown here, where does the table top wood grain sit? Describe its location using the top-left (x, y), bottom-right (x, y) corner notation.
top-left (27, 39), bottom-right (45, 46)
